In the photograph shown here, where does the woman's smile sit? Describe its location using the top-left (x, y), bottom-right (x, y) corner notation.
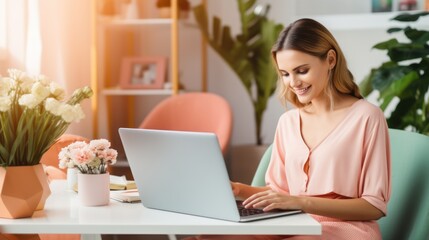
top-left (293, 85), bottom-right (311, 96)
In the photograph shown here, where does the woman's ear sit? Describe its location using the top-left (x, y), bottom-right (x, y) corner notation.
top-left (327, 49), bottom-right (336, 69)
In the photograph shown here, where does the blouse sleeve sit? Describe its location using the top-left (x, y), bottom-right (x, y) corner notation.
top-left (360, 107), bottom-right (391, 215)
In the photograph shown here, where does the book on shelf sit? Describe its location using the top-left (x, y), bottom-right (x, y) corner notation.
top-left (110, 189), bottom-right (141, 203)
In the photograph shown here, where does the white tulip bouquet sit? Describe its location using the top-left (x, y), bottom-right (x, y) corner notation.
top-left (0, 69), bottom-right (93, 166)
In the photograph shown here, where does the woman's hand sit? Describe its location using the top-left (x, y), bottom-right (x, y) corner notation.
top-left (230, 182), bottom-right (271, 200)
top-left (230, 182), bottom-right (240, 197)
top-left (243, 190), bottom-right (300, 212)
top-left (243, 190), bottom-right (385, 221)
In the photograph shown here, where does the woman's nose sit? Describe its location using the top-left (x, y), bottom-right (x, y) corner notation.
top-left (289, 76), bottom-right (301, 87)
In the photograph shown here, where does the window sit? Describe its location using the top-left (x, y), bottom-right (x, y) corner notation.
top-left (0, 0), bottom-right (6, 60)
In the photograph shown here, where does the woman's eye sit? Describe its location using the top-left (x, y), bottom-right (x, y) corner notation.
top-left (297, 69), bottom-right (308, 74)
top-left (281, 72), bottom-right (289, 77)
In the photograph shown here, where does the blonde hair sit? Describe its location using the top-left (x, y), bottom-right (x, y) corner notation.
top-left (271, 18), bottom-right (362, 108)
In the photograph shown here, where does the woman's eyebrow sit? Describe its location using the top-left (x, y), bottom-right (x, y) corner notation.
top-left (278, 64), bottom-right (309, 73)
top-left (293, 64), bottom-right (309, 71)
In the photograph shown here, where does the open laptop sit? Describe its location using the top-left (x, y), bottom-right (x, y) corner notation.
top-left (118, 128), bottom-right (301, 222)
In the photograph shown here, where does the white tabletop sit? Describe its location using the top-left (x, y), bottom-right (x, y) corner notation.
top-left (0, 180), bottom-right (321, 236)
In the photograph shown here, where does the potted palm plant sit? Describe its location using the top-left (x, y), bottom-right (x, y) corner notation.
top-left (193, 0), bottom-right (283, 146)
top-left (0, 69), bottom-right (92, 218)
top-left (193, 0), bottom-right (284, 183)
top-left (360, 11), bottom-right (429, 133)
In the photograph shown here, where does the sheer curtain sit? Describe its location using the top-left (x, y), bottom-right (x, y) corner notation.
top-left (1, 0), bottom-right (93, 139)
top-left (0, 0), bottom-right (6, 70)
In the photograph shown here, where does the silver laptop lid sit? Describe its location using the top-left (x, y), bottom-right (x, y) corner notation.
top-left (119, 128), bottom-right (240, 222)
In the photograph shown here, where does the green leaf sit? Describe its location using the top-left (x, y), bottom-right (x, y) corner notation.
top-left (213, 17), bottom-right (221, 43)
top-left (242, 0), bottom-right (257, 11)
top-left (392, 11), bottom-right (429, 22)
top-left (379, 95), bottom-right (395, 111)
top-left (10, 112), bottom-right (33, 165)
top-left (220, 26), bottom-right (235, 50)
top-left (192, 4), bottom-right (209, 37)
top-left (379, 71), bottom-right (419, 110)
top-left (237, 0), bottom-right (254, 37)
top-left (373, 38), bottom-right (399, 50)
top-left (388, 98), bottom-right (416, 129)
top-left (370, 62), bottom-right (407, 91)
top-left (387, 27), bottom-right (403, 33)
top-left (403, 27), bottom-right (429, 43)
top-left (388, 45), bottom-right (429, 62)
top-left (401, 101), bottom-right (424, 131)
top-left (359, 74), bottom-right (374, 96)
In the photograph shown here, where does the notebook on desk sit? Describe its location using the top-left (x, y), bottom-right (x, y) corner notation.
top-left (118, 128), bottom-right (301, 222)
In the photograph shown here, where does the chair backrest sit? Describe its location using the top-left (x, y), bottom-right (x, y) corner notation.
top-left (139, 92), bottom-right (233, 156)
top-left (378, 129), bottom-right (429, 240)
top-left (251, 144), bottom-right (272, 187)
top-left (251, 129), bottom-right (429, 240)
top-left (40, 134), bottom-right (90, 173)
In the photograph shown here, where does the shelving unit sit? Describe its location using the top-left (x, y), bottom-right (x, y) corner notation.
top-left (299, 11), bottom-right (429, 31)
top-left (102, 88), bottom-right (173, 96)
top-left (90, 0), bottom-right (206, 145)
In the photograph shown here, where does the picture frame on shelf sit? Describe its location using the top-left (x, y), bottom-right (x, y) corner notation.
top-left (120, 57), bottom-right (167, 89)
top-left (397, 0), bottom-right (418, 11)
top-left (372, 0), bottom-right (393, 12)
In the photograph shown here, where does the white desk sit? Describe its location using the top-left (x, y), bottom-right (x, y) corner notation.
top-left (0, 181), bottom-right (321, 237)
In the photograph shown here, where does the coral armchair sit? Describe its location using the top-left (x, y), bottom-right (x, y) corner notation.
top-left (40, 134), bottom-right (89, 182)
top-left (139, 92), bottom-right (233, 156)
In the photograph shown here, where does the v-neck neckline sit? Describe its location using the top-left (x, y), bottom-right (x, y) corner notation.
top-left (297, 99), bottom-right (363, 152)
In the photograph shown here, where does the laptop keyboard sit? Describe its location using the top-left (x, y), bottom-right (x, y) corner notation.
top-left (236, 201), bottom-right (265, 216)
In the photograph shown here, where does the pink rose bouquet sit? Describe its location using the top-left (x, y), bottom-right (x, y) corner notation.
top-left (59, 139), bottom-right (117, 174)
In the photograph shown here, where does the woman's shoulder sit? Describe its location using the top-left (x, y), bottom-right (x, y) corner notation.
top-left (353, 99), bottom-right (384, 116)
top-left (276, 108), bottom-right (299, 128)
top-left (279, 108), bottom-right (299, 120)
top-left (351, 99), bottom-right (387, 127)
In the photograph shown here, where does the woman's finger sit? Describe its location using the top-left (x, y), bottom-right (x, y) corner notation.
top-left (243, 190), bottom-right (278, 208)
top-left (242, 190), bottom-right (271, 205)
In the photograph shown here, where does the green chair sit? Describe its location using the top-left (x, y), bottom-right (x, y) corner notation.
top-left (251, 144), bottom-right (273, 187)
top-left (379, 129), bottom-right (429, 240)
top-left (250, 129), bottom-right (429, 240)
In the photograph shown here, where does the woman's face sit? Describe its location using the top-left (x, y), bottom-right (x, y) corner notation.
top-left (276, 49), bottom-right (331, 105)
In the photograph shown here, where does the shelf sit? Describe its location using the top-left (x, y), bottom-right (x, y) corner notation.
top-left (98, 17), bottom-right (173, 26)
top-left (299, 11), bottom-right (429, 31)
top-left (102, 87), bottom-right (173, 96)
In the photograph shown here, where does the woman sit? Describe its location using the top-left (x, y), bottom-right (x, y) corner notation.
top-left (187, 18), bottom-right (391, 240)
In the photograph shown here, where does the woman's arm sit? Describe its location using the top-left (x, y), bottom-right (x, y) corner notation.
top-left (231, 182), bottom-right (270, 200)
top-left (243, 190), bottom-right (384, 221)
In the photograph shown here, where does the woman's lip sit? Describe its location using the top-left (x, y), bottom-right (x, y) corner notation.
top-left (294, 86), bottom-right (311, 95)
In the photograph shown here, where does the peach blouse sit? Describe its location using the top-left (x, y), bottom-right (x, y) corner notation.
top-left (265, 99), bottom-right (391, 240)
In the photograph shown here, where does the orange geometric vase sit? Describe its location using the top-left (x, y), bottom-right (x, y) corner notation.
top-left (34, 164), bottom-right (51, 210)
top-left (0, 164), bottom-right (50, 219)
